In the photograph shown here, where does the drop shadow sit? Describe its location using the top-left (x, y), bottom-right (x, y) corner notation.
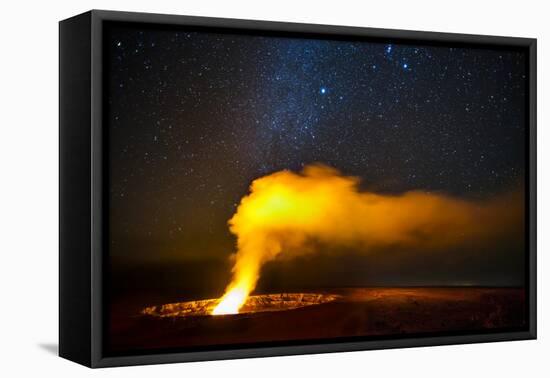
top-left (38, 343), bottom-right (58, 356)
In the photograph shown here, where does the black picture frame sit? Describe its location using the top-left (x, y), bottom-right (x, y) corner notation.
top-left (59, 9), bottom-right (537, 368)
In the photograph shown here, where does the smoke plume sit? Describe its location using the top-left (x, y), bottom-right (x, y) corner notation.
top-left (212, 164), bottom-right (523, 314)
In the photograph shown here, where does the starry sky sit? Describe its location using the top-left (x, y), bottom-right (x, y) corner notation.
top-left (105, 22), bottom-right (527, 291)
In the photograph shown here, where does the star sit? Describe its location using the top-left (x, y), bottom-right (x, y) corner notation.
top-left (320, 87), bottom-right (327, 94)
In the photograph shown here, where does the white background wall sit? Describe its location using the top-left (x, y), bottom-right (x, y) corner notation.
top-left (0, 0), bottom-right (546, 376)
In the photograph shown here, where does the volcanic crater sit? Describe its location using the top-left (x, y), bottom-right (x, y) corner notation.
top-left (141, 293), bottom-right (342, 318)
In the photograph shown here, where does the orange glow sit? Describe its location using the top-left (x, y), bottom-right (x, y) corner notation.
top-left (211, 164), bottom-right (523, 315)
top-left (212, 287), bottom-right (248, 315)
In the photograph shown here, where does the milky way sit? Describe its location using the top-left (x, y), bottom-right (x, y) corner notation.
top-left (105, 23), bottom-right (527, 265)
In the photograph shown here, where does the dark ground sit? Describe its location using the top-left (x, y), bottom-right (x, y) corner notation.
top-left (108, 287), bottom-right (526, 354)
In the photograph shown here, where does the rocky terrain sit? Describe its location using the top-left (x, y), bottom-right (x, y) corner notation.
top-left (109, 287), bottom-right (526, 354)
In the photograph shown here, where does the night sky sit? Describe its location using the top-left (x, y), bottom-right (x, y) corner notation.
top-left (106, 23), bottom-right (527, 292)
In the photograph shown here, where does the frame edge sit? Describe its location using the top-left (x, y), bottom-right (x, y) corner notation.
top-left (59, 11), bottom-right (94, 368)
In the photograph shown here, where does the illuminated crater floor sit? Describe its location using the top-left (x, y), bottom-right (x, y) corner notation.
top-left (141, 293), bottom-right (342, 318)
top-left (111, 288), bottom-right (525, 353)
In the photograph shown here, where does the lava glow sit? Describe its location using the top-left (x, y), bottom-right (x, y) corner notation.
top-left (211, 164), bottom-right (522, 316)
top-left (211, 287), bottom-right (248, 315)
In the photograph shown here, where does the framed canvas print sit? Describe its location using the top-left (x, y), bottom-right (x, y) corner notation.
top-left (59, 10), bottom-right (536, 368)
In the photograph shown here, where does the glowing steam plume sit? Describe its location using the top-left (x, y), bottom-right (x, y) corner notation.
top-left (212, 164), bottom-right (523, 315)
